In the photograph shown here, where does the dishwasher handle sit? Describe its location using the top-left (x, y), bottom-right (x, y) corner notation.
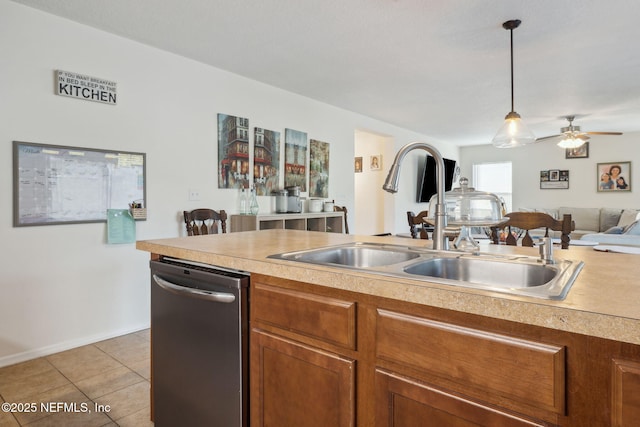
top-left (152, 274), bottom-right (236, 303)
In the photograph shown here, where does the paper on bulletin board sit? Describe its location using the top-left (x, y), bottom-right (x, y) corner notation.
top-left (107, 209), bottom-right (136, 244)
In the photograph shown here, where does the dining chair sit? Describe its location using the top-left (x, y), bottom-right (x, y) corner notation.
top-left (490, 212), bottom-right (574, 249)
top-left (184, 209), bottom-right (228, 235)
top-left (333, 205), bottom-right (350, 234)
top-left (407, 210), bottom-right (430, 239)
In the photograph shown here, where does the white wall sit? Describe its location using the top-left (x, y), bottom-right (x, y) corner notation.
top-left (0, 1), bottom-right (455, 366)
top-left (460, 134), bottom-right (640, 210)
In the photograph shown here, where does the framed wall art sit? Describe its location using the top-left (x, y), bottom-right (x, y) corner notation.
top-left (253, 127), bottom-right (280, 195)
top-left (309, 139), bottom-right (330, 198)
top-left (540, 169), bottom-right (569, 189)
top-left (354, 157), bottom-right (363, 173)
top-left (370, 154), bottom-right (382, 171)
top-left (218, 113), bottom-right (249, 189)
top-left (565, 142), bottom-right (589, 159)
top-left (284, 128), bottom-right (308, 191)
top-left (597, 162), bottom-right (631, 192)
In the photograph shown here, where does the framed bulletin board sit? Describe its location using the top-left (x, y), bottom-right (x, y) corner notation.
top-left (13, 141), bottom-right (146, 226)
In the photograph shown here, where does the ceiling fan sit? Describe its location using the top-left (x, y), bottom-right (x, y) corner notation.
top-left (536, 115), bottom-right (623, 148)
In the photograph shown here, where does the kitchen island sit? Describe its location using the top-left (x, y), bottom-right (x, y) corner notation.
top-left (137, 229), bottom-right (640, 426)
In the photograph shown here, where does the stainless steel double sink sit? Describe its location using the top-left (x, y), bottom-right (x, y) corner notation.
top-left (268, 242), bottom-right (584, 300)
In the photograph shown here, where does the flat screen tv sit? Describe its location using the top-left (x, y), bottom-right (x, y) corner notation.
top-left (417, 155), bottom-right (459, 203)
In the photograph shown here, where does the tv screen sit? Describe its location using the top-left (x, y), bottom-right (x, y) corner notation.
top-left (417, 155), bottom-right (459, 203)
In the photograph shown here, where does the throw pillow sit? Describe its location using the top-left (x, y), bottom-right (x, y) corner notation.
top-left (617, 209), bottom-right (639, 228)
top-left (600, 208), bottom-right (623, 231)
top-left (604, 226), bottom-right (624, 234)
top-left (623, 220), bottom-right (640, 235)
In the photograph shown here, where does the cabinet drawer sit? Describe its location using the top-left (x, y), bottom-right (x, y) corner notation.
top-left (375, 369), bottom-right (547, 427)
top-left (252, 283), bottom-right (356, 349)
top-left (376, 309), bottom-right (565, 415)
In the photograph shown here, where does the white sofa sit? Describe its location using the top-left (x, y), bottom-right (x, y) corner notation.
top-left (519, 207), bottom-right (640, 245)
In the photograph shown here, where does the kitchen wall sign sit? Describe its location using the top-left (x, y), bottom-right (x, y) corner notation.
top-left (55, 70), bottom-right (117, 105)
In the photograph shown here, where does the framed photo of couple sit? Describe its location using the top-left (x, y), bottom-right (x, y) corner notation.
top-left (597, 162), bottom-right (631, 192)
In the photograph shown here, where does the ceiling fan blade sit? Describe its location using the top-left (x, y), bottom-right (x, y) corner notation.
top-left (535, 134), bottom-right (563, 142)
top-left (585, 131), bottom-right (623, 136)
top-left (577, 134), bottom-right (590, 141)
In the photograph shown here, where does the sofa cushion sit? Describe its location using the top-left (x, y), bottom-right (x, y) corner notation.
top-left (536, 208), bottom-right (559, 219)
top-left (618, 209), bottom-right (640, 227)
top-left (559, 207), bottom-right (599, 233)
top-left (580, 233), bottom-right (640, 246)
top-left (600, 208), bottom-right (623, 232)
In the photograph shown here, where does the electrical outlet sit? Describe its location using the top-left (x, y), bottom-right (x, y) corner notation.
top-left (188, 189), bottom-right (200, 201)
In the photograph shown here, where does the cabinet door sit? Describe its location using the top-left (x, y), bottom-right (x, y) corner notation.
top-left (375, 369), bottom-right (548, 427)
top-left (251, 329), bottom-right (355, 427)
top-left (612, 358), bottom-right (640, 427)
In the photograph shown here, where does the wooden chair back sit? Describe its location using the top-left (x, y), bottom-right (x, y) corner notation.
top-left (184, 209), bottom-right (228, 236)
top-left (333, 205), bottom-right (349, 234)
top-left (407, 210), bottom-right (430, 239)
top-left (490, 212), bottom-right (574, 249)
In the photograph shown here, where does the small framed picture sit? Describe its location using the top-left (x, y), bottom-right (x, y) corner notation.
top-left (566, 142), bottom-right (589, 159)
top-left (540, 170), bottom-right (569, 189)
top-left (354, 157), bottom-right (363, 173)
top-left (370, 155), bottom-right (382, 171)
top-left (597, 162), bottom-right (631, 192)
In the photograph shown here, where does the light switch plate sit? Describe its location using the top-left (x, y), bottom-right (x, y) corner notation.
top-left (188, 189), bottom-right (200, 201)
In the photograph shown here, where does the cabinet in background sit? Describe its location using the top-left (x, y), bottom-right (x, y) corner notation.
top-left (230, 212), bottom-right (344, 233)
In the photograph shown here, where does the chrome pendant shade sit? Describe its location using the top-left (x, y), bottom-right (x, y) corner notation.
top-left (492, 19), bottom-right (536, 148)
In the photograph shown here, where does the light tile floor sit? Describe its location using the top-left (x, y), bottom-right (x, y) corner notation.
top-left (0, 329), bottom-right (152, 426)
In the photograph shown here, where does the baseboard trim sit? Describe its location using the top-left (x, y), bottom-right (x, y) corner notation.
top-left (0, 323), bottom-right (150, 368)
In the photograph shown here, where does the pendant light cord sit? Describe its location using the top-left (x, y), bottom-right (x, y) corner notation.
top-left (509, 26), bottom-right (515, 113)
top-left (502, 19), bottom-right (521, 115)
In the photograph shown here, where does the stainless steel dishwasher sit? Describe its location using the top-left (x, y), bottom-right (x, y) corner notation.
top-left (150, 258), bottom-right (249, 427)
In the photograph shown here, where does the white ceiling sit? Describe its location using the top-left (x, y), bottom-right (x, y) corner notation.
top-left (12, 0), bottom-right (640, 146)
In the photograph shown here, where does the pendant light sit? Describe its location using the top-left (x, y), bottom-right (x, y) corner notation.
top-left (492, 19), bottom-right (536, 148)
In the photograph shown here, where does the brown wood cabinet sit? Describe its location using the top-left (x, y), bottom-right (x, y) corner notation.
top-left (251, 330), bottom-right (355, 427)
top-left (612, 358), bottom-right (640, 426)
top-left (249, 273), bottom-right (640, 427)
top-left (375, 369), bottom-right (548, 427)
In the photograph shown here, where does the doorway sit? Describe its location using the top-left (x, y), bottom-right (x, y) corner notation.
top-left (354, 130), bottom-right (394, 235)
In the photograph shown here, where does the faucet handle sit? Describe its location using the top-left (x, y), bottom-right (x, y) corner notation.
top-left (539, 237), bottom-right (555, 264)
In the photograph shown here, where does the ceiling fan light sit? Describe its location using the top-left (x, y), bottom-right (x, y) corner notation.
top-left (557, 136), bottom-right (586, 149)
top-left (492, 114), bottom-right (537, 148)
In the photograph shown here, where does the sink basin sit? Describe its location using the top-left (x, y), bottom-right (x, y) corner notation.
top-left (403, 257), bottom-right (558, 288)
top-left (268, 243), bottom-right (583, 300)
top-left (270, 244), bottom-right (421, 268)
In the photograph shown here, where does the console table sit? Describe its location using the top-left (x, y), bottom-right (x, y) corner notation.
top-left (230, 212), bottom-right (345, 234)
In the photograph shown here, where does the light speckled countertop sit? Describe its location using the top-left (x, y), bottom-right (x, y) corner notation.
top-left (137, 230), bottom-right (640, 345)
